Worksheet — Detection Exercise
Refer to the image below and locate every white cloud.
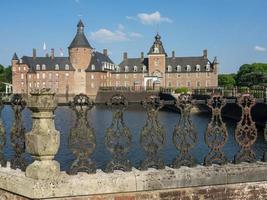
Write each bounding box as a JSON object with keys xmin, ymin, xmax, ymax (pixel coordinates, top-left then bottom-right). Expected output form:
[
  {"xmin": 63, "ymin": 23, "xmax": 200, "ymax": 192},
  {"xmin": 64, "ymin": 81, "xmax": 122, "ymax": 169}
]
[
  {"xmin": 126, "ymin": 16, "xmax": 136, "ymax": 20},
  {"xmin": 137, "ymin": 11, "xmax": 172, "ymax": 25},
  {"xmin": 118, "ymin": 24, "xmax": 124, "ymax": 31},
  {"xmin": 129, "ymin": 32, "xmax": 143, "ymax": 38},
  {"xmin": 74, "ymin": 0, "xmax": 80, "ymax": 3},
  {"xmin": 254, "ymin": 45, "xmax": 266, "ymax": 52},
  {"xmin": 90, "ymin": 29, "xmax": 128, "ymax": 43}
]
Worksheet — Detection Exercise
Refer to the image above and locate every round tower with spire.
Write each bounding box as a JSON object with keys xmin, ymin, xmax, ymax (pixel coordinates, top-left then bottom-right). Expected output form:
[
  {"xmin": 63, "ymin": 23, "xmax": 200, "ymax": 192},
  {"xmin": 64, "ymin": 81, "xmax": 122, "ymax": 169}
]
[{"xmin": 68, "ymin": 20, "xmax": 93, "ymax": 70}]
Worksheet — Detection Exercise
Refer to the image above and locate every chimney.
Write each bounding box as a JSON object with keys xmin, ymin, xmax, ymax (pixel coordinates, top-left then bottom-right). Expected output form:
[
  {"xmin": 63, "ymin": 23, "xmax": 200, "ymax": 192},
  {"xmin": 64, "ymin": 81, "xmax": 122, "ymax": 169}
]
[
  {"xmin": 172, "ymin": 50, "xmax": 175, "ymax": 59},
  {"xmin": 141, "ymin": 52, "xmax": 144, "ymax": 60},
  {"xmin": 32, "ymin": 48, "xmax": 36, "ymax": 59},
  {"xmin": 203, "ymin": 49, "xmax": 208, "ymax": 59},
  {"xmin": 103, "ymin": 49, "xmax": 108, "ymax": 56},
  {"xmin": 123, "ymin": 52, "xmax": 128, "ymax": 60},
  {"xmin": 50, "ymin": 48, "xmax": 55, "ymax": 59}
]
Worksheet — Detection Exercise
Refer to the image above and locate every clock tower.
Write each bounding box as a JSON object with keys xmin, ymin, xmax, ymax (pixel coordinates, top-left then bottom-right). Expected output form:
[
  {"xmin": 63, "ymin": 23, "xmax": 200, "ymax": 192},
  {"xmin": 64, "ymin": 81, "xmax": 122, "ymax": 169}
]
[{"xmin": 147, "ymin": 33, "xmax": 167, "ymax": 87}]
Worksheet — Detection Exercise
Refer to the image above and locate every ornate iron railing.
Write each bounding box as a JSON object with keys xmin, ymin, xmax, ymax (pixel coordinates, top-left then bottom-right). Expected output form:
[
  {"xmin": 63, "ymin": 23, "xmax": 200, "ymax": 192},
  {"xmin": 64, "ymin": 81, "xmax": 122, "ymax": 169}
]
[{"xmin": 0, "ymin": 92, "xmax": 266, "ymax": 175}]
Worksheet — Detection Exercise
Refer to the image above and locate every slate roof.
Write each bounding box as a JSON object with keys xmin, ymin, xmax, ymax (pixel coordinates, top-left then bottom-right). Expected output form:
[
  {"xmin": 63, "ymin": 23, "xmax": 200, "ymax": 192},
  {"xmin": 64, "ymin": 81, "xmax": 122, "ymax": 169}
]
[
  {"xmin": 68, "ymin": 20, "xmax": 93, "ymax": 49},
  {"xmin": 117, "ymin": 56, "xmax": 214, "ymax": 73},
  {"xmin": 20, "ymin": 56, "xmax": 75, "ymax": 72},
  {"xmin": 12, "ymin": 53, "xmax": 18, "ymax": 60},
  {"xmin": 85, "ymin": 51, "xmax": 115, "ymax": 72},
  {"xmin": 148, "ymin": 33, "xmax": 167, "ymax": 55},
  {"xmin": 118, "ymin": 58, "xmax": 148, "ymax": 73},
  {"xmin": 165, "ymin": 56, "xmax": 213, "ymax": 72}
]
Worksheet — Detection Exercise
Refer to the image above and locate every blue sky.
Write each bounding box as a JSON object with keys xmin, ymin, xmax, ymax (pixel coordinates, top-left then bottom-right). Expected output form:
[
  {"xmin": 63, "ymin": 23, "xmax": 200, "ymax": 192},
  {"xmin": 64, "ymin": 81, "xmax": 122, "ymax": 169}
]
[{"xmin": 1, "ymin": 0, "xmax": 267, "ymax": 73}]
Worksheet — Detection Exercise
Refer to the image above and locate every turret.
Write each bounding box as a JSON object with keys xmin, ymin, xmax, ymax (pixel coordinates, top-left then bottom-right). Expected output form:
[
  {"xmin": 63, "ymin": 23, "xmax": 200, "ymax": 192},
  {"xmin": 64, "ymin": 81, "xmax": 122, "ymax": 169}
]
[
  {"xmin": 12, "ymin": 52, "xmax": 19, "ymax": 65},
  {"xmin": 68, "ymin": 20, "xmax": 93, "ymax": 70}
]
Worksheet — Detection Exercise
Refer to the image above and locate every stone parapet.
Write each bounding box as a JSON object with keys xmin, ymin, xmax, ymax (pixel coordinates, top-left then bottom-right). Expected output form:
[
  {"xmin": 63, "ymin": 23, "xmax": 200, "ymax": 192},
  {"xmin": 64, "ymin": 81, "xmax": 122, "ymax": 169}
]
[{"xmin": 0, "ymin": 162, "xmax": 267, "ymax": 199}]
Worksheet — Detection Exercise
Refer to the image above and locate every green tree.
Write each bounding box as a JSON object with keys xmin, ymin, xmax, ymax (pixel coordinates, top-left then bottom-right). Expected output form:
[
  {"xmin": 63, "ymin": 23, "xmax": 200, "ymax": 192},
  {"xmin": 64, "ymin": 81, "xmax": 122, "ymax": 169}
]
[
  {"xmin": 0, "ymin": 64, "xmax": 12, "ymax": 92},
  {"xmin": 236, "ymin": 63, "xmax": 267, "ymax": 87},
  {"xmin": 218, "ymin": 74, "xmax": 236, "ymax": 87}
]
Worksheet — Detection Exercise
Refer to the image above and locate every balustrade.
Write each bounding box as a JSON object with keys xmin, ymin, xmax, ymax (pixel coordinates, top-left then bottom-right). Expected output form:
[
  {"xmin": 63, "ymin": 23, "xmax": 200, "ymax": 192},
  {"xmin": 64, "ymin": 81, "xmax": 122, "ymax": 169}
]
[{"xmin": 0, "ymin": 91, "xmax": 266, "ymax": 180}]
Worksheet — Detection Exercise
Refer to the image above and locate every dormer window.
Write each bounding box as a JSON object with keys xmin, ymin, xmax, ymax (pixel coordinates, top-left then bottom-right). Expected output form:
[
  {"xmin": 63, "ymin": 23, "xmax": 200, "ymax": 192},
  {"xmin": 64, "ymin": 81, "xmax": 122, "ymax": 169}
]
[
  {"xmin": 116, "ymin": 66, "xmax": 120, "ymax": 72},
  {"xmin": 55, "ymin": 64, "xmax": 59, "ymax": 70},
  {"xmin": 177, "ymin": 65, "xmax": 181, "ymax": 72},
  {"xmin": 206, "ymin": 62, "xmax": 210, "ymax": 71},
  {"xmin": 167, "ymin": 65, "xmax": 172, "ymax": 72},
  {"xmin": 42, "ymin": 64, "xmax": 46, "ymax": 70},
  {"xmin": 65, "ymin": 64, "xmax": 70, "ymax": 70},
  {"xmin": 186, "ymin": 65, "xmax": 191, "ymax": 72},
  {"xmin": 133, "ymin": 66, "xmax": 138, "ymax": 72},
  {"xmin": 91, "ymin": 64, "xmax": 95, "ymax": 70},
  {"xmin": 196, "ymin": 64, "xmax": 201, "ymax": 72},
  {"xmin": 125, "ymin": 66, "xmax": 129, "ymax": 72},
  {"xmin": 142, "ymin": 65, "xmax": 147, "ymax": 72},
  {"xmin": 36, "ymin": 64, "xmax": 40, "ymax": 70}
]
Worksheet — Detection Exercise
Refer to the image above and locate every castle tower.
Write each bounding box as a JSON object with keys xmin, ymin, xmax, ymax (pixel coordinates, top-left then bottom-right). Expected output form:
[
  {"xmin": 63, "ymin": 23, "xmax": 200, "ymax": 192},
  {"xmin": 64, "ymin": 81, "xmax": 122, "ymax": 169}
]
[
  {"xmin": 68, "ymin": 20, "xmax": 93, "ymax": 94},
  {"xmin": 147, "ymin": 33, "xmax": 167, "ymax": 87}
]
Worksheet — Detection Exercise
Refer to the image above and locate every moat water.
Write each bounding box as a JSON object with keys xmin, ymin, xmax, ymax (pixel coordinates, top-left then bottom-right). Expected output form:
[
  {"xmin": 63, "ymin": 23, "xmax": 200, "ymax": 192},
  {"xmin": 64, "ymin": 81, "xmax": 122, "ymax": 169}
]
[{"xmin": 1, "ymin": 104, "xmax": 267, "ymax": 171}]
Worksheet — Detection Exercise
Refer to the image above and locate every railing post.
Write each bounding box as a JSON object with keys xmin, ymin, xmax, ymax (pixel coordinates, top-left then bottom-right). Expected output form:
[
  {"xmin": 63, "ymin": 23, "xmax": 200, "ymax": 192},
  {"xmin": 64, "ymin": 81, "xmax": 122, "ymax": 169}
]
[{"xmin": 25, "ymin": 89, "xmax": 60, "ymax": 179}]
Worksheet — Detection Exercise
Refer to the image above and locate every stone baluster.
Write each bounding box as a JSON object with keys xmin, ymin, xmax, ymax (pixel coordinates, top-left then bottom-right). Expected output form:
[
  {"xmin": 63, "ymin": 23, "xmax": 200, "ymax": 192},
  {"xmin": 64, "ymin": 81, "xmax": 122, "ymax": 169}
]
[{"xmin": 25, "ymin": 89, "xmax": 60, "ymax": 179}]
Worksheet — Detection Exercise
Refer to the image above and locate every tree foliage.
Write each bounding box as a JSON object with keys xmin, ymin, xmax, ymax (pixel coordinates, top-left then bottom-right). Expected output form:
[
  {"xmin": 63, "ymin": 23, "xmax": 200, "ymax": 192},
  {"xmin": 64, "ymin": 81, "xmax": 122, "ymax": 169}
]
[
  {"xmin": 236, "ymin": 63, "xmax": 267, "ymax": 87},
  {"xmin": 0, "ymin": 64, "xmax": 12, "ymax": 92},
  {"xmin": 218, "ymin": 74, "xmax": 236, "ymax": 87}
]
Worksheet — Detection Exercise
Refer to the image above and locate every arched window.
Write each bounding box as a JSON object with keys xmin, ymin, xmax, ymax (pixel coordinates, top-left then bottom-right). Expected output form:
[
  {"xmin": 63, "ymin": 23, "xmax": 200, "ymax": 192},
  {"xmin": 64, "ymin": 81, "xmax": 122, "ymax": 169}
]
[
  {"xmin": 55, "ymin": 64, "xmax": 59, "ymax": 70},
  {"xmin": 186, "ymin": 65, "xmax": 191, "ymax": 72},
  {"xmin": 42, "ymin": 64, "xmax": 46, "ymax": 70},
  {"xmin": 36, "ymin": 64, "xmax": 40, "ymax": 70},
  {"xmin": 196, "ymin": 64, "xmax": 201, "ymax": 71},
  {"xmin": 167, "ymin": 65, "xmax": 172, "ymax": 72},
  {"xmin": 125, "ymin": 66, "xmax": 129, "ymax": 72},
  {"xmin": 91, "ymin": 64, "xmax": 95, "ymax": 70},
  {"xmin": 65, "ymin": 64, "xmax": 70, "ymax": 70},
  {"xmin": 176, "ymin": 65, "xmax": 181, "ymax": 72},
  {"xmin": 133, "ymin": 66, "xmax": 138, "ymax": 72}
]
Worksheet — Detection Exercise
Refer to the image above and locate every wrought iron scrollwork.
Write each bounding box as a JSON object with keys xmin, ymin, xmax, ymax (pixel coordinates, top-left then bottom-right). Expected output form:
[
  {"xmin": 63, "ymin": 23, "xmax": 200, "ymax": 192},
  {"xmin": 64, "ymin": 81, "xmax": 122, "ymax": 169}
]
[
  {"xmin": 172, "ymin": 94, "xmax": 197, "ymax": 168},
  {"xmin": 105, "ymin": 94, "xmax": 132, "ymax": 172},
  {"xmin": 140, "ymin": 95, "xmax": 166, "ymax": 170},
  {"xmin": 68, "ymin": 94, "xmax": 96, "ymax": 174},
  {"xmin": 0, "ymin": 98, "xmax": 6, "ymax": 167},
  {"xmin": 10, "ymin": 94, "xmax": 27, "ymax": 171},
  {"xmin": 204, "ymin": 95, "xmax": 228, "ymax": 165},
  {"xmin": 234, "ymin": 94, "xmax": 257, "ymax": 163}
]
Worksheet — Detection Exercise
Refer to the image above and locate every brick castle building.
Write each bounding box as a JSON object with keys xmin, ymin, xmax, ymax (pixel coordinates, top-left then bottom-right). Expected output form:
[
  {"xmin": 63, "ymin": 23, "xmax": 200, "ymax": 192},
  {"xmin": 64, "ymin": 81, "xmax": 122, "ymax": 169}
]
[{"xmin": 12, "ymin": 20, "xmax": 218, "ymax": 96}]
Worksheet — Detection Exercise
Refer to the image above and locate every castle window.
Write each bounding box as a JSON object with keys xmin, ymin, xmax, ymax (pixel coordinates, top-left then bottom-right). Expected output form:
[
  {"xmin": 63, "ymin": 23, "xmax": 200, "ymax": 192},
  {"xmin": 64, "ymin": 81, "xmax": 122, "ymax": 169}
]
[
  {"xmin": 91, "ymin": 74, "xmax": 94, "ymax": 79},
  {"xmin": 125, "ymin": 66, "xmax": 129, "ymax": 72},
  {"xmin": 42, "ymin": 82, "xmax": 46, "ymax": 88},
  {"xmin": 42, "ymin": 73, "xmax": 46, "ymax": 79},
  {"xmin": 167, "ymin": 65, "xmax": 172, "ymax": 72},
  {"xmin": 206, "ymin": 62, "xmax": 210, "ymax": 71},
  {"xmin": 133, "ymin": 66, "xmax": 138, "ymax": 72},
  {"xmin": 125, "ymin": 74, "xmax": 128, "ymax": 79},
  {"xmin": 176, "ymin": 65, "xmax": 181, "ymax": 72},
  {"xmin": 186, "ymin": 65, "xmax": 191, "ymax": 72},
  {"xmin": 133, "ymin": 74, "xmax": 137, "ymax": 78},
  {"xmin": 196, "ymin": 64, "xmax": 201, "ymax": 71},
  {"xmin": 36, "ymin": 65, "xmax": 40, "ymax": 70},
  {"xmin": 187, "ymin": 81, "xmax": 191, "ymax": 87},
  {"xmin": 91, "ymin": 64, "xmax": 95, "ymax": 70},
  {"xmin": 65, "ymin": 64, "xmax": 70, "ymax": 70},
  {"xmin": 29, "ymin": 74, "xmax": 31, "ymax": 79},
  {"xmin": 18, "ymin": 67, "xmax": 21, "ymax": 71},
  {"xmin": 49, "ymin": 73, "xmax": 52, "ymax": 80},
  {"xmin": 21, "ymin": 74, "xmax": 24, "ymax": 79},
  {"xmin": 66, "ymin": 73, "xmax": 69, "ymax": 78},
  {"xmin": 42, "ymin": 64, "xmax": 46, "ymax": 70},
  {"xmin": 37, "ymin": 82, "xmax": 40, "ymax": 88},
  {"xmin": 55, "ymin": 64, "xmax": 59, "ymax": 70},
  {"xmin": 197, "ymin": 81, "xmax": 201, "ymax": 87},
  {"xmin": 37, "ymin": 73, "xmax": 40, "ymax": 79},
  {"xmin": 23, "ymin": 67, "xmax": 26, "ymax": 71}
]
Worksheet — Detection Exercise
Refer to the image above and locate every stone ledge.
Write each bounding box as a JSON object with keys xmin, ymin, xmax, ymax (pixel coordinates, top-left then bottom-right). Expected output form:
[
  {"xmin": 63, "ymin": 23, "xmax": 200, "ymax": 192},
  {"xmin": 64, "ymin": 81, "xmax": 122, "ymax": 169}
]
[{"xmin": 0, "ymin": 162, "xmax": 267, "ymax": 199}]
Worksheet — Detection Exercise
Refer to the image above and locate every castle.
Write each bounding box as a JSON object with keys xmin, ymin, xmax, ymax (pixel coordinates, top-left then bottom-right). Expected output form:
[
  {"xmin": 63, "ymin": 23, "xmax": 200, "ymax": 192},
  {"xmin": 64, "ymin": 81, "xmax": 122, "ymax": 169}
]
[{"xmin": 12, "ymin": 20, "xmax": 218, "ymax": 96}]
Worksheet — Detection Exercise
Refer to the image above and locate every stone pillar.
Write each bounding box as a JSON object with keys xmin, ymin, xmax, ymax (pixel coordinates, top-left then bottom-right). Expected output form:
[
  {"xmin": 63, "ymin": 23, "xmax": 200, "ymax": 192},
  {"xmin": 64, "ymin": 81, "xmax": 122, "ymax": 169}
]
[{"xmin": 25, "ymin": 89, "xmax": 60, "ymax": 179}]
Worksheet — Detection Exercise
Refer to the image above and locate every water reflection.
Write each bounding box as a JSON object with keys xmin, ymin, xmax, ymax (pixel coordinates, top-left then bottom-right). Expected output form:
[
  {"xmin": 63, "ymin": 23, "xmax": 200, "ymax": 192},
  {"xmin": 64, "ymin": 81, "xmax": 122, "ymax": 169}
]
[{"xmin": 1, "ymin": 104, "xmax": 266, "ymax": 171}]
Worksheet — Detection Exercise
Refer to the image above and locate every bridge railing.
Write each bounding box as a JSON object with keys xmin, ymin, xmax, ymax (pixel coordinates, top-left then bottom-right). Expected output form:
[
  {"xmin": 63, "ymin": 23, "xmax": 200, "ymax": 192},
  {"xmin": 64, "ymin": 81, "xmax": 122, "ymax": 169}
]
[{"xmin": 0, "ymin": 89, "xmax": 266, "ymax": 180}]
